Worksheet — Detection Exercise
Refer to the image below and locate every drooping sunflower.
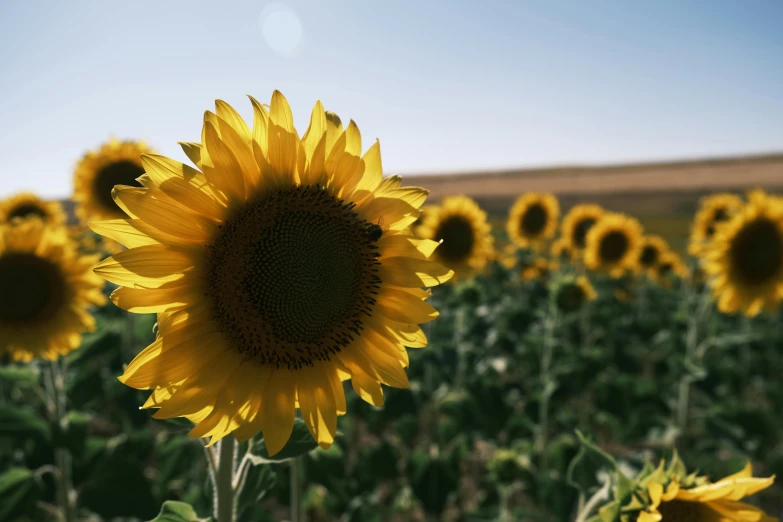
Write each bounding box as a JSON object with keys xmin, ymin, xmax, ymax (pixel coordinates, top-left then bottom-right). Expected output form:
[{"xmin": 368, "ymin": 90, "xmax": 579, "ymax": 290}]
[
  {"xmin": 417, "ymin": 196, "xmax": 494, "ymax": 277},
  {"xmin": 73, "ymin": 138, "xmax": 155, "ymax": 225},
  {"xmin": 91, "ymin": 92, "xmax": 453, "ymax": 454},
  {"xmin": 561, "ymin": 204, "xmax": 604, "ymax": 258},
  {"xmin": 0, "ymin": 192, "xmax": 67, "ymax": 227},
  {"xmin": 703, "ymin": 190, "xmax": 783, "ymax": 316},
  {"xmin": 638, "ymin": 463, "xmax": 776, "ymax": 522},
  {"xmin": 506, "ymin": 192, "xmax": 559, "ymax": 248},
  {"xmin": 553, "ymin": 275, "xmax": 596, "ymax": 313},
  {"xmin": 688, "ymin": 193, "xmax": 744, "ymax": 257},
  {"xmin": 636, "ymin": 235, "xmax": 669, "ymax": 273},
  {"xmin": 583, "ymin": 213, "xmax": 643, "ymax": 277},
  {"xmin": 0, "ymin": 219, "xmax": 105, "ymax": 362}
]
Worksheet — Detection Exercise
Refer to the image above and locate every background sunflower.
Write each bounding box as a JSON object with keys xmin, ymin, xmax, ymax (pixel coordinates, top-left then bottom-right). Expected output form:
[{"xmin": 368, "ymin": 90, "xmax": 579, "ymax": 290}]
[
  {"xmin": 583, "ymin": 213, "xmax": 643, "ymax": 277},
  {"xmin": 0, "ymin": 192, "xmax": 67, "ymax": 227},
  {"xmin": 688, "ymin": 193, "xmax": 744, "ymax": 256},
  {"xmin": 0, "ymin": 219, "xmax": 105, "ymax": 362},
  {"xmin": 506, "ymin": 192, "xmax": 559, "ymax": 249},
  {"xmin": 561, "ymin": 204, "xmax": 605, "ymax": 260}
]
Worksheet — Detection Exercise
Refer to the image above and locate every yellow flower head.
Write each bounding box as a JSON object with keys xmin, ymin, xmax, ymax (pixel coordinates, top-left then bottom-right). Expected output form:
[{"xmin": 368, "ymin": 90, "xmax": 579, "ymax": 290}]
[
  {"xmin": 688, "ymin": 193, "xmax": 744, "ymax": 257},
  {"xmin": 73, "ymin": 138, "xmax": 155, "ymax": 225},
  {"xmin": 506, "ymin": 192, "xmax": 559, "ymax": 248},
  {"xmin": 637, "ymin": 235, "xmax": 669, "ymax": 272},
  {"xmin": 417, "ymin": 195, "xmax": 494, "ymax": 277},
  {"xmin": 91, "ymin": 92, "xmax": 453, "ymax": 455},
  {"xmin": 638, "ymin": 463, "xmax": 776, "ymax": 522},
  {"xmin": 0, "ymin": 192, "xmax": 67, "ymax": 228},
  {"xmin": 0, "ymin": 219, "xmax": 105, "ymax": 362},
  {"xmin": 561, "ymin": 204, "xmax": 605, "ymax": 258},
  {"xmin": 583, "ymin": 213, "xmax": 643, "ymax": 277},
  {"xmin": 703, "ymin": 189, "xmax": 783, "ymax": 317}
]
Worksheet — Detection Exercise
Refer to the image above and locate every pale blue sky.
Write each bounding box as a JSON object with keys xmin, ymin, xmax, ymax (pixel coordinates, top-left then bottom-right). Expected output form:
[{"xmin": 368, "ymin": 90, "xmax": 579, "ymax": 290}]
[{"xmin": 1, "ymin": 0, "xmax": 781, "ymax": 199}]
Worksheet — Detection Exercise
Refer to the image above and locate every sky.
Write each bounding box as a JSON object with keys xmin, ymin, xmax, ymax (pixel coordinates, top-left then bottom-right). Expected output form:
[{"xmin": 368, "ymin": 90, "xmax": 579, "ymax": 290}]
[{"xmin": 1, "ymin": 0, "xmax": 781, "ymax": 199}]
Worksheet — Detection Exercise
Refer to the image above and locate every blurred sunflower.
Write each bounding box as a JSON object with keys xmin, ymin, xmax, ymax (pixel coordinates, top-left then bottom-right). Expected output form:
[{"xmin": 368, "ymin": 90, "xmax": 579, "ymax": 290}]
[
  {"xmin": 688, "ymin": 193, "xmax": 743, "ymax": 256},
  {"xmin": 637, "ymin": 235, "xmax": 669, "ymax": 273},
  {"xmin": 550, "ymin": 237, "xmax": 571, "ymax": 260},
  {"xmin": 553, "ymin": 275, "xmax": 596, "ymax": 313},
  {"xmin": 583, "ymin": 213, "xmax": 643, "ymax": 277},
  {"xmin": 561, "ymin": 204, "xmax": 604, "ymax": 258},
  {"xmin": 638, "ymin": 463, "xmax": 776, "ymax": 522},
  {"xmin": 417, "ymin": 195, "xmax": 494, "ymax": 277},
  {"xmin": 655, "ymin": 250, "xmax": 688, "ymax": 286},
  {"xmin": 0, "ymin": 220, "xmax": 105, "ymax": 362},
  {"xmin": 73, "ymin": 138, "xmax": 154, "ymax": 224},
  {"xmin": 92, "ymin": 92, "xmax": 453, "ymax": 454},
  {"xmin": 704, "ymin": 190, "xmax": 783, "ymax": 316},
  {"xmin": 0, "ymin": 192, "xmax": 67, "ymax": 227},
  {"xmin": 520, "ymin": 257, "xmax": 557, "ymax": 281},
  {"xmin": 506, "ymin": 192, "xmax": 559, "ymax": 248}
]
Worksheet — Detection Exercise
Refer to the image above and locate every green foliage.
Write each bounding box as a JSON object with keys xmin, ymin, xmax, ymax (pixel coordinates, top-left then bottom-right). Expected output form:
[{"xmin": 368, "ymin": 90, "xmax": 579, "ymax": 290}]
[{"xmin": 151, "ymin": 501, "xmax": 212, "ymax": 522}]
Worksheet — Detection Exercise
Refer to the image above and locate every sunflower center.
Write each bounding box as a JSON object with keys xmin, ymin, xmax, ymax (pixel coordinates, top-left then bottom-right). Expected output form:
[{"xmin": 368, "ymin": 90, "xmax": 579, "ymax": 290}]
[
  {"xmin": 573, "ymin": 218, "xmax": 596, "ymax": 249},
  {"xmin": 640, "ymin": 245, "xmax": 659, "ymax": 267},
  {"xmin": 0, "ymin": 253, "xmax": 65, "ymax": 324},
  {"xmin": 434, "ymin": 216, "xmax": 475, "ymax": 264},
  {"xmin": 729, "ymin": 218, "xmax": 783, "ymax": 286},
  {"xmin": 520, "ymin": 203, "xmax": 548, "ymax": 236},
  {"xmin": 204, "ymin": 185, "xmax": 381, "ymax": 369},
  {"xmin": 7, "ymin": 204, "xmax": 46, "ymax": 221},
  {"xmin": 656, "ymin": 499, "xmax": 716, "ymax": 521},
  {"xmin": 93, "ymin": 160, "xmax": 145, "ymax": 213},
  {"xmin": 556, "ymin": 283, "xmax": 586, "ymax": 312},
  {"xmin": 598, "ymin": 230, "xmax": 629, "ymax": 263}
]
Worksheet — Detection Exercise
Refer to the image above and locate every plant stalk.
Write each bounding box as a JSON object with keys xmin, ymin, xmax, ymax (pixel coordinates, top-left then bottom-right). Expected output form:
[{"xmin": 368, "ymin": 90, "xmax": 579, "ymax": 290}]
[
  {"xmin": 215, "ymin": 437, "xmax": 237, "ymax": 522},
  {"xmin": 536, "ymin": 307, "xmax": 558, "ymax": 472},
  {"xmin": 290, "ymin": 457, "xmax": 302, "ymax": 522},
  {"xmin": 46, "ymin": 361, "xmax": 75, "ymax": 522}
]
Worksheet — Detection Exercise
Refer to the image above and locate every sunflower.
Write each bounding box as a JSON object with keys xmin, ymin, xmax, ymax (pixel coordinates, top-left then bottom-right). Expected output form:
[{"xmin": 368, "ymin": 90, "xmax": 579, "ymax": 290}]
[
  {"xmin": 553, "ymin": 275, "xmax": 596, "ymax": 313},
  {"xmin": 637, "ymin": 235, "xmax": 669, "ymax": 273},
  {"xmin": 0, "ymin": 192, "xmax": 67, "ymax": 227},
  {"xmin": 91, "ymin": 92, "xmax": 453, "ymax": 455},
  {"xmin": 583, "ymin": 213, "xmax": 643, "ymax": 277},
  {"xmin": 417, "ymin": 196, "xmax": 494, "ymax": 277},
  {"xmin": 655, "ymin": 250, "xmax": 688, "ymax": 286},
  {"xmin": 561, "ymin": 204, "xmax": 604, "ymax": 258},
  {"xmin": 688, "ymin": 193, "xmax": 744, "ymax": 257},
  {"xmin": 521, "ymin": 257, "xmax": 557, "ymax": 281},
  {"xmin": 550, "ymin": 237, "xmax": 571, "ymax": 260},
  {"xmin": 73, "ymin": 138, "xmax": 155, "ymax": 224},
  {"xmin": 0, "ymin": 219, "xmax": 105, "ymax": 362},
  {"xmin": 506, "ymin": 192, "xmax": 559, "ymax": 248},
  {"xmin": 638, "ymin": 463, "xmax": 776, "ymax": 522},
  {"xmin": 704, "ymin": 190, "xmax": 783, "ymax": 316}
]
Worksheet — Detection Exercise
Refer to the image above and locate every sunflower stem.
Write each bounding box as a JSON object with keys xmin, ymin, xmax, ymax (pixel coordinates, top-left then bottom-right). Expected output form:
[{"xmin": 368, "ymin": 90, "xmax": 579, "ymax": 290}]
[
  {"xmin": 45, "ymin": 360, "xmax": 76, "ymax": 522},
  {"xmin": 214, "ymin": 437, "xmax": 237, "ymax": 522},
  {"xmin": 536, "ymin": 303, "xmax": 558, "ymax": 472},
  {"xmin": 290, "ymin": 457, "xmax": 303, "ymax": 522}
]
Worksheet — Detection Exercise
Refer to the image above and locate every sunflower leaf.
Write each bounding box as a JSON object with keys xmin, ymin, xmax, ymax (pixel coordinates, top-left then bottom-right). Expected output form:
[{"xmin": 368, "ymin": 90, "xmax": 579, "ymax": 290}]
[
  {"xmin": 0, "ymin": 467, "xmax": 42, "ymax": 522},
  {"xmin": 150, "ymin": 501, "xmax": 212, "ymax": 522},
  {"xmin": 249, "ymin": 418, "xmax": 320, "ymax": 463}
]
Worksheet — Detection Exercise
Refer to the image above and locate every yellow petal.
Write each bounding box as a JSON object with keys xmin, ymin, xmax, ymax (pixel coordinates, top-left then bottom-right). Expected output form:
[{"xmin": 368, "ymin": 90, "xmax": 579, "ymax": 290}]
[
  {"xmin": 378, "ymin": 287, "xmax": 439, "ymax": 324},
  {"xmin": 379, "ymin": 257, "xmax": 454, "ymax": 287},
  {"xmin": 140, "ymin": 154, "xmax": 226, "ymax": 219},
  {"xmin": 202, "ymin": 120, "xmax": 246, "ymax": 201},
  {"xmin": 258, "ymin": 369, "xmax": 296, "ymax": 456},
  {"xmin": 111, "ymin": 277, "xmax": 202, "ymax": 314},
  {"xmin": 298, "ymin": 367, "xmax": 338, "ymax": 449},
  {"xmin": 94, "ymin": 245, "xmax": 196, "ymax": 287}
]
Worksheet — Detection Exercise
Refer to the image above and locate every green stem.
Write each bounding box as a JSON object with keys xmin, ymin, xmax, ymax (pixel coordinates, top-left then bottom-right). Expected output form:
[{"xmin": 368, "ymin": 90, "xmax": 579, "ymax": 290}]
[
  {"xmin": 46, "ymin": 361, "xmax": 75, "ymax": 522},
  {"xmin": 454, "ymin": 307, "xmax": 467, "ymax": 390},
  {"xmin": 290, "ymin": 458, "xmax": 302, "ymax": 522},
  {"xmin": 215, "ymin": 438, "xmax": 236, "ymax": 522},
  {"xmin": 536, "ymin": 307, "xmax": 558, "ymax": 472}
]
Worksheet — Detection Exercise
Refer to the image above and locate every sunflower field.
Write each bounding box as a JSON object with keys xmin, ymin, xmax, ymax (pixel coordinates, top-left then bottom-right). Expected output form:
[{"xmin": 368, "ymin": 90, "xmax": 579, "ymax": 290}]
[{"xmin": 1, "ymin": 93, "xmax": 782, "ymax": 522}]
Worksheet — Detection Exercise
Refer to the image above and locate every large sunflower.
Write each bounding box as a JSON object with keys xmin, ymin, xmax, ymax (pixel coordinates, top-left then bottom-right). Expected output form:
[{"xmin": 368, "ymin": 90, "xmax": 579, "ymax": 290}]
[
  {"xmin": 416, "ymin": 196, "xmax": 494, "ymax": 277},
  {"xmin": 73, "ymin": 138, "xmax": 154, "ymax": 224},
  {"xmin": 638, "ymin": 463, "xmax": 776, "ymax": 522},
  {"xmin": 91, "ymin": 92, "xmax": 453, "ymax": 454},
  {"xmin": 583, "ymin": 213, "xmax": 643, "ymax": 277},
  {"xmin": 506, "ymin": 192, "xmax": 559, "ymax": 248},
  {"xmin": 688, "ymin": 193, "xmax": 744, "ymax": 257},
  {"xmin": 704, "ymin": 190, "xmax": 783, "ymax": 316},
  {"xmin": 0, "ymin": 220, "xmax": 105, "ymax": 362},
  {"xmin": 636, "ymin": 235, "xmax": 669, "ymax": 273},
  {"xmin": 0, "ymin": 192, "xmax": 67, "ymax": 227},
  {"xmin": 561, "ymin": 204, "xmax": 604, "ymax": 258}
]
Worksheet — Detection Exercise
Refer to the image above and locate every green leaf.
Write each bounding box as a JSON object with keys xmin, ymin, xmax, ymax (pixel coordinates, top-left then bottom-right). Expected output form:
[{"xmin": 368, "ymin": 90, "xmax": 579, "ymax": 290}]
[
  {"xmin": 0, "ymin": 467, "xmax": 42, "ymax": 522},
  {"xmin": 150, "ymin": 501, "xmax": 212, "ymax": 522},
  {"xmin": 249, "ymin": 418, "xmax": 319, "ymax": 462},
  {"xmin": 0, "ymin": 405, "xmax": 50, "ymax": 442},
  {"xmin": 0, "ymin": 366, "xmax": 39, "ymax": 387}
]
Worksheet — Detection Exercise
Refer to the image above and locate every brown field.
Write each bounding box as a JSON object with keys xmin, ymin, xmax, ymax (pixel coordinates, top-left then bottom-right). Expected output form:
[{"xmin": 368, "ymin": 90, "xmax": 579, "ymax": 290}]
[{"xmin": 409, "ymin": 153, "xmax": 783, "ymax": 249}]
